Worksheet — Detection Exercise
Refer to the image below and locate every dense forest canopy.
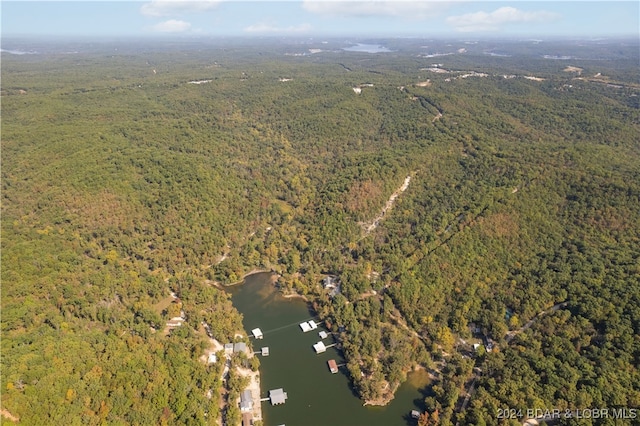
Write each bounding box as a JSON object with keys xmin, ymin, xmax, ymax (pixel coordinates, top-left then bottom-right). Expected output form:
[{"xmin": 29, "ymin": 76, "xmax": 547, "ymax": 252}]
[{"xmin": 2, "ymin": 37, "xmax": 639, "ymax": 425}]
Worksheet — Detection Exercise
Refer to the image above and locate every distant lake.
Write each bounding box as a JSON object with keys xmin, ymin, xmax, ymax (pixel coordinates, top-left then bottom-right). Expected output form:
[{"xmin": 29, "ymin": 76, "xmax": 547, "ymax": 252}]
[
  {"xmin": 0, "ymin": 48, "xmax": 38, "ymax": 55},
  {"xmin": 228, "ymin": 272, "xmax": 429, "ymax": 426},
  {"xmin": 343, "ymin": 44, "xmax": 393, "ymax": 53}
]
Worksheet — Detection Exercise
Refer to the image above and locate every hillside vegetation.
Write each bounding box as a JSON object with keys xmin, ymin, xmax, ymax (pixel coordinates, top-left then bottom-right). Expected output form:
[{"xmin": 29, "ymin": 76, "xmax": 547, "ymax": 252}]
[{"xmin": 2, "ymin": 38, "xmax": 639, "ymax": 425}]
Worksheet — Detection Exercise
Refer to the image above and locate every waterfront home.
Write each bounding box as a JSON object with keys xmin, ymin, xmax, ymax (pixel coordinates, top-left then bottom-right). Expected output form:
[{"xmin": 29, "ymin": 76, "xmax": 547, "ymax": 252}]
[
  {"xmin": 240, "ymin": 389, "xmax": 253, "ymax": 412},
  {"xmin": 234, "ymin": 342, "xmax": 249, "ymax": 355},
  {"xmin": 224, "ymin": 343, "xmax": 234, "ymax": 355},
  {"xmin": 269, "ymin": 388, "xmax": 288, "ymax": 405}
]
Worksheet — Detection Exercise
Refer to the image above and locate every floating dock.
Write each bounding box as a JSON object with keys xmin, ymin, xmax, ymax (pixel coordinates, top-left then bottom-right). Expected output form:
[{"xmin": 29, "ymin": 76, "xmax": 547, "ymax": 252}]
[
  {"xmin": 252, "ymin": 328, "xmax": 264, "ymax": 339},
  {"xmin": 299, "ymin": 320, "xmax": 318, "ymax": 332},
  {"xmin": 319, "ymin": 330, "xmax": 328, "ymax": 339},
  {"xmin": 261, "ymin": 347, "xmax": 269, "ymax": 356},
  {"xmin": 328, "ymin": 359, "xmax": 338, "ymax": 373},
  {"xmin": 269, "ymin": 388, "xmax": 288, "ymax": 405},
  {"xmin": 313, "ymin": 341, "xmax": 326, "ymax": 353}
]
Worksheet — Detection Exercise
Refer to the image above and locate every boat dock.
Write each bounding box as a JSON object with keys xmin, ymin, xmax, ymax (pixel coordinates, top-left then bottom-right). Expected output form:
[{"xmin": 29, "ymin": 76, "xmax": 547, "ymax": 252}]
[
  {"xmin": 300, "ymin": 320, "xmax": 318, "ymax": 332},
  {"xmin": 313, "ymin": 341, "xmax": 337, "ymax": 353}
]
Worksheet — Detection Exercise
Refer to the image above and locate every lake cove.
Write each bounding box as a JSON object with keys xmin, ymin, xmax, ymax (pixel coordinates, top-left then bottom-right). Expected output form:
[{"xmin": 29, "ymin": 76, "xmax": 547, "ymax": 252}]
[{"xmin": 227, "ymin": 272, "xmax": 430, "ymax": 426}]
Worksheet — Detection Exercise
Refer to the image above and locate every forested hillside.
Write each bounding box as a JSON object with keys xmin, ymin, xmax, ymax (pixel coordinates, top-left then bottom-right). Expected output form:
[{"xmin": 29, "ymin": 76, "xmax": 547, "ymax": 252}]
[{"xmin": 2, "ymin": 37, "xmax": 639, "ymax": 425}]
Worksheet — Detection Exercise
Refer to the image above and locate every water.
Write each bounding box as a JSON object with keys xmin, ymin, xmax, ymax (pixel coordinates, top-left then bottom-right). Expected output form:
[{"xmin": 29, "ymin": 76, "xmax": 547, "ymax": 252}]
[
  {"xmin": 343, "ymin": 44, "xmax": 393, "ymax": 53},
  {"xmin": 228, "ymin": 273, "xmax": 429, "ymax": 426}
]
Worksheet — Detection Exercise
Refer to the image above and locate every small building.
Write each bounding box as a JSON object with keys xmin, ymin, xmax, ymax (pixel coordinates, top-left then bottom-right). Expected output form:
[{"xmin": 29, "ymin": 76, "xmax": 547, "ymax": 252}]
[
  {"xmin": 251, "ymin": 328, "xmax": 263, "ymax": 339},
  {"xmin": 411, "ymin": 410, "xmax": 421, "ymax": 419},
  {"xmin": 269, "ymin": 388, "xmax": 288, "ymax": 405},
  {"xmin": 319, "ymin": 331, "xmax": 328, "ymax": 339},
  {"xmin": 323, "ymin": 276, "xmax": 337, "ymax": 289},
  {"xmin": 300, "ymin": 322, "xmax": 312, "ymax": 333},
  {"xmin": 313, "ymin": 341, "xmax": 326, "ymax": 354},
  {"xmin": 207, "ymin": 353, "xmax": 218, "ymax": 364},
  {"xmin": 240, "ymin": 389, "xmax": 253, "ymax": 412},
  {"xmin": 328, "ymin": 359, "xmax": 338, "ymax": 373},
  {"xmin": 261, "ymin": 347, "xmax": 270, "ymax": 356},
  {"xmin": 234, "ymin": 342, "xmax": 248, "ymax": 355},
  {"xmin": 224, "ymin": 343, "xmax": 234, "ymax": 355},
  {"xmin": 308, "ymin": 320, "xmax": 318, "ymax": 330}
]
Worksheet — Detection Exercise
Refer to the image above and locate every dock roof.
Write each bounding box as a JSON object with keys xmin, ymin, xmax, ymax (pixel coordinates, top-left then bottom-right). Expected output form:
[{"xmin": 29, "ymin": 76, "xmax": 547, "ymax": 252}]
[
  {"xmin": 300, "ymin": 322, "xmax": 311, "ymax": 332},
  {"xmin": 269, "ymin": 388, "xmax": 288, "ymax": 405},
  {"xmin": 313, "ymin": 341, "xmax": 326, "ymax": 353}
]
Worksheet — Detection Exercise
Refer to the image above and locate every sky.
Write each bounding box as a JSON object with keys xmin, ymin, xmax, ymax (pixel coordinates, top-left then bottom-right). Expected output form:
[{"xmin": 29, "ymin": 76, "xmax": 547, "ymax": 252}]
[{"xmin": 2, "ymin": 1, "xmax": 638, "ymax": 38}]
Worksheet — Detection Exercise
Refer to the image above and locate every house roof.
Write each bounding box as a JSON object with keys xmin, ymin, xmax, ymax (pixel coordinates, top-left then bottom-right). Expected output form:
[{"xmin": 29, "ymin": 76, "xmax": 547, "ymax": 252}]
[
  {"xmin": 241, "ymin": 389, "xmax": 253, "ymax": 402},
  {"xmin": 234, "ymin": 342, "xmax": 248, "ymax": 353},
  {"xmin": 240, "ymin": 389, "xmax": 253, "ymax": 411}
]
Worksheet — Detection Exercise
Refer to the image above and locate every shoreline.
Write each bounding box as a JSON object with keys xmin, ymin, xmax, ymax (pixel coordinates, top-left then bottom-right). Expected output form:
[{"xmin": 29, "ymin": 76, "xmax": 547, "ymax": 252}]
[
  {"xmin": 363, "ymin": 364, "xmax": 430, "ymax": 406},
  {"xmin": 222, "ymin": 269, "xmax": 276, "ymax": 287},
  {"xmin": 237, "ymin": 365, "xmax": 262, "ymax": 424},
  {"xmin": 281, "ymin": 292, "xmax": 310, "ymax": 302}
]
